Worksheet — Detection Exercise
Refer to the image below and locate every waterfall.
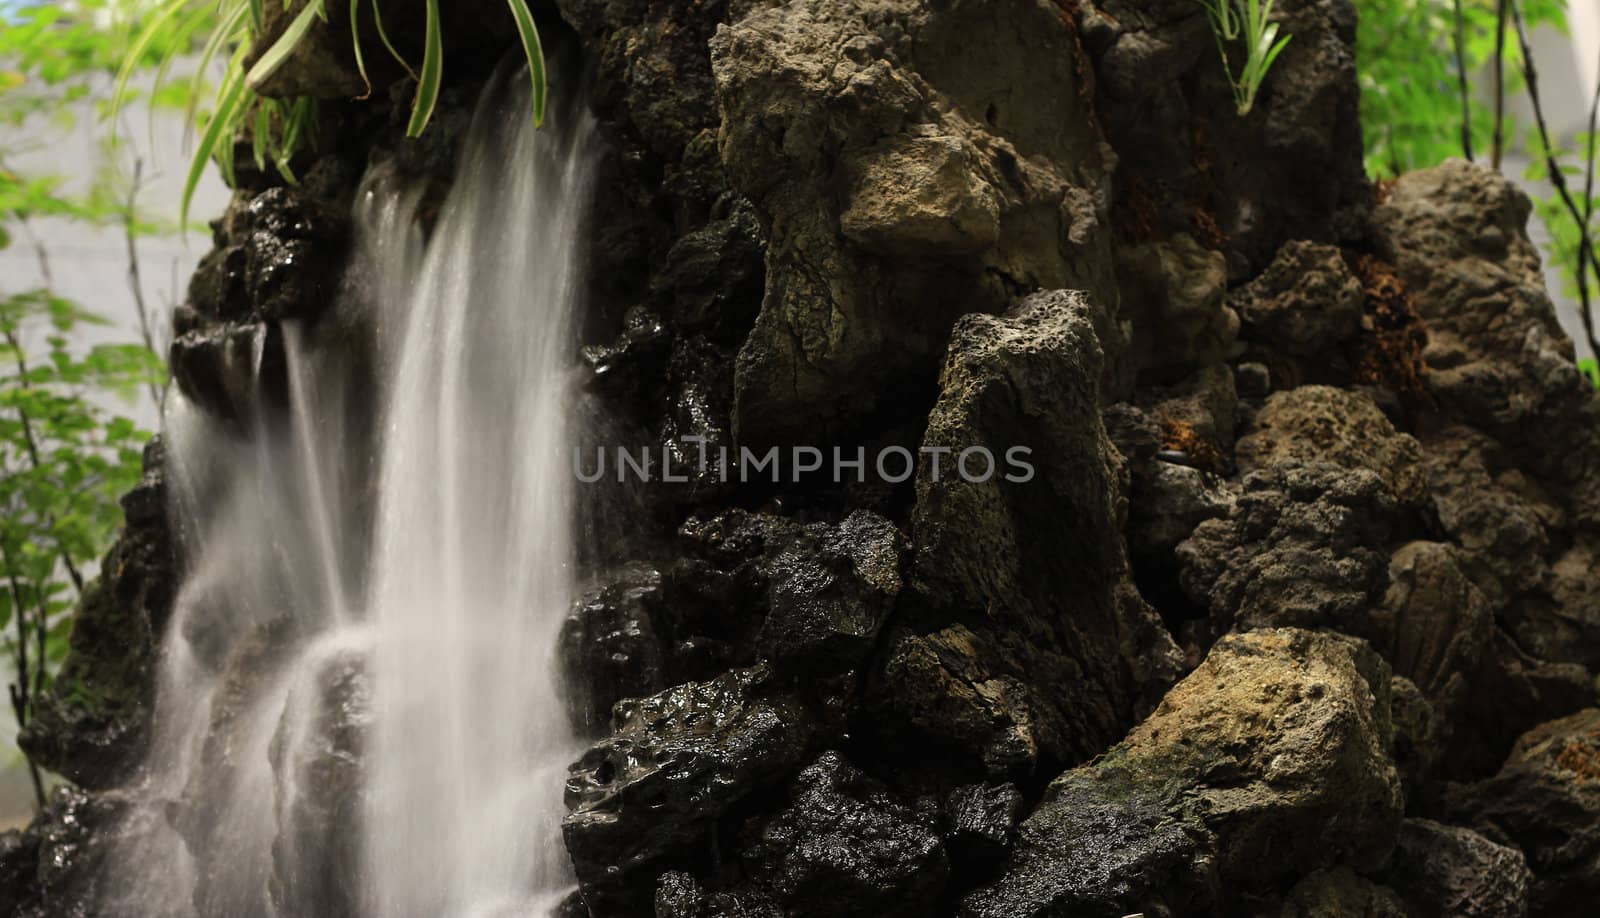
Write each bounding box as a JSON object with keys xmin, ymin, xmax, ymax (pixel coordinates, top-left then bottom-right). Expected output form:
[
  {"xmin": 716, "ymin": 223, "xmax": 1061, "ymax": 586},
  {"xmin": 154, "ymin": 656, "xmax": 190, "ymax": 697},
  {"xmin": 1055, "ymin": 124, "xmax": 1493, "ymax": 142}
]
[{"xmin": 105, "ymin": 83, "xmax": 596, "ymax": 917}]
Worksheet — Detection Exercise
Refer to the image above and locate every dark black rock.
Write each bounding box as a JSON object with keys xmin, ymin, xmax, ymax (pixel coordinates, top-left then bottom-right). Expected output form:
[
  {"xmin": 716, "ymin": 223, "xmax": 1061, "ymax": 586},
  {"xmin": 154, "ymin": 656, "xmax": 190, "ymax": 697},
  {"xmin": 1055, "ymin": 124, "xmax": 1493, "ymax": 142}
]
[
  {"xmin": 742, "ymin": 751, "xmax": 948, "ymax": 918},
  {"xmin": 268, "ymin": 650, "xmax": 369, "ymax": 918},
  {"xmin": 943, "ymin": 783, "xmax": 1025, "ymax": 869},
  {"xmin": 559, "ymin": 563, "xmax": 670, "ymax": 734},
  {"xmin": 564, "ymin": 666, "xmax": 816, "ymax": 914},
  {"xmin": 1381, "ymin": 818, "xmax": 1531, "ymax": 918}
]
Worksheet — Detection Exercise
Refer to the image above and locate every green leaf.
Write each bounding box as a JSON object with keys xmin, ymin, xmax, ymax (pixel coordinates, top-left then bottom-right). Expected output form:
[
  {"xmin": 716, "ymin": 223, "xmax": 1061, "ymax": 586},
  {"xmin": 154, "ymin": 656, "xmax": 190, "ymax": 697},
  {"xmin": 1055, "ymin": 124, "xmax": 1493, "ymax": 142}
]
[
  {"xmin": 405, "ymin": 0, "xmax": 443, "ymax": 139},
  {"xmin": 246, "ymin": 0, "xmax": 326, "ymax": 91},
  {"xmin": 505, "ymin": 0, "xmax": 548, "ymax": 127},
  {"xmin": 182, "ymin": 60, "xmax": 250, "ymax": 228}
]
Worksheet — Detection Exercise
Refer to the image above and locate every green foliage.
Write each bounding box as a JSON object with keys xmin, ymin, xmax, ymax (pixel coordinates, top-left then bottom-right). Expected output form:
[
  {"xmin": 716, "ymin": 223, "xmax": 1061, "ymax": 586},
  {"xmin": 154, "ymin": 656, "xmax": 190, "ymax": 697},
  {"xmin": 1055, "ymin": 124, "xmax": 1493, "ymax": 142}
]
[
  {"xmin": 1356, "ymin": 0, "xmax": 1567, "ymax": 178},
  {"xmin": 114, "ymin": 0, "xmax": 551, "ymax": 224},
  {"xmin": 2, "ymin": 1, "xmax": 169, "ymax": 796},
  {"xmin": 1197, "ymin": 0, "xmax": 1294, "ymax": 116}
]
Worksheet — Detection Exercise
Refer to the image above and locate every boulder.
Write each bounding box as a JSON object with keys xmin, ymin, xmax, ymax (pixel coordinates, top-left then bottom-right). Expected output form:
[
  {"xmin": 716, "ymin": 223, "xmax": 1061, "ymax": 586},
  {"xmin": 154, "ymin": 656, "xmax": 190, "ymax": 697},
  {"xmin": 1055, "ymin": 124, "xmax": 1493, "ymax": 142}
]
[
  {"xmin": 1116, "ymin": 233, "xmax": 1236, "ymax": 380},
  {"xmin": 1382, "ymin": 818, "xmax": 1532, "ymax": 918},
  {"xmin": 559, "ymin": 564, "xmax": 671, "ymax": 734},
  {"xmin": 1232, "ymin": 240, "xmax": 1365, "ymax": 358},
  {"xmin": 712, "ymin": 0, "xmax": 1123, "ymax": 446},
  {"xmin": 564, "ymin": 666, "xmax": 816, "ymax": 913},
  {"xmin": 741, "ymin": 752, "xmax": 948, "ymax": 917},
  {"xmin": 1444, "ymin": 708, "xmax": 1600, "ymax": 914},
  {"xmin": 887, "ymin": 290, "xmax": 1180, "ymax": 776},
  {"xmin": 1235, "ymin": 386, "xmax": 1427, "ymax": 506},
  {"xmin": 1177, "ymin": 459, "xmax": 1399, "ymax": 633},
  {"xmin": 268, "ymin": 648, "xmax": 369, "ymax": 918},
  {"xmin": 963, "ymin": 628, "xmax": 1403, "ymax": 917},
  {"xmin": 1375, "ymin": 160, "xmax": 1600, "ymax": 526},
  {"xmin": 20, "ymin": 439, "xmax": 175, "ymax": 790}
]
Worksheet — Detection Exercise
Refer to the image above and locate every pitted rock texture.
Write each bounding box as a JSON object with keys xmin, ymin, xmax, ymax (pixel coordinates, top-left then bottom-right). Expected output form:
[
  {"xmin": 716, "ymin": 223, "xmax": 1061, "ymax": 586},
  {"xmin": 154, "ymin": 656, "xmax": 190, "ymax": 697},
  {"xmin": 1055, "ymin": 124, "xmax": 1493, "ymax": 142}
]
[
  {"xmin": 1444, "ymin": 708, "xmax": 1600, "ymax": 914},
  {"xmin": 1381, "ymin": 818, "xmax": 1533, "ymax": 918},
  {"xmin": 963, "ymin": 629, "xmax": 1403, "ymax": 917},
  {"xmin": 563, "ymin": 666, "xmax": 816, "ymax": 913},
  {"xmin": 712, "ymin": 0, "xmax": 1123, "ymax": 447},
  {"xmin": 888, "ymin": 289, "xmax": 1180, "ymax": 777}
]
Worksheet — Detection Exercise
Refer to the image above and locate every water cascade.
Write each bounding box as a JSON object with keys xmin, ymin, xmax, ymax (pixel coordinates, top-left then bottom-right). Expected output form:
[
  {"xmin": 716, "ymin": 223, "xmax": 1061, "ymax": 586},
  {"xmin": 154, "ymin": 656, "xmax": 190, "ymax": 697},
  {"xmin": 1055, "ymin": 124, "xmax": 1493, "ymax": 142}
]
[{"xmin": 105, "ymin": 87, "xmax": 596, "ymax": 917}]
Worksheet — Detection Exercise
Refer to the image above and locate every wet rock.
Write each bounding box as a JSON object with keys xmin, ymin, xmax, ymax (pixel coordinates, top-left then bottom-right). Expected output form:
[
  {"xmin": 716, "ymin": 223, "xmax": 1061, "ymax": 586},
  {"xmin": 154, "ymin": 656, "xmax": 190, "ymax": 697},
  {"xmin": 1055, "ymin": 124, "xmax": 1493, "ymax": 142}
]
[
  {"xmin": 1177, "ymin": 459, "xmax": 1399, "ymax": 633},
  {"xmin": 239, "ymin": 188, "xmax": 348, "ymax": 322},
  {"xmin": 186, "ymin": 245, "xmax": 252, "ymax": 322},
  {"xmin": 942, "ymin": 783, "xmax": 1025, "ymax": 869},
  {"xmin": 564, "ymin": 666, "xmax": 816, "ymax": 914},
  {"xmin": 1376, "ymin": 160, "xmax": 1600, "ymax": 524},
  {"xmin": 1237, "ymin": 385, "xmax": 1427, "ymax": 506},
  {"xmin": 0, "ymin": 786, "xmax": 178, "ymax": 918},
  {"xmin": 169, "ymin": 321, "xmax": 288, "ymax": 424},
  {"xmin": 712, "ymin": 0, "xmax": 1122, "ymax": 446},
  {"xmin": 656, "ymin": 196, "xmax": 765, "ymax": 340},
  {"xmin": 756, "ymin": 510, "xmax": 902, "ymax": 674},
  {"xmin": 268, "ymin": 649, "xmax": 369, "ymax": 918},
  {"xmin": 1232, "ymin": 240, "xmax": 1364, "ymax": 358},
  {"xmin": 20, "ymin": 440, "xmax": 175, "ymax": 790},
  {"xmin": 654, "ymin": 871, "xmax": 782, "ymax": 918},
  {"xmin": 559, "ymin": 564, "xmax": 670, "ymax": 735},
  {"xmin": 1118, "ymin": 233, "xmax": 1237, "ymax": 380},
  {"xmin": 1382, "ymin": 818, "xmax": 1532, "ymax": 918},
  {"xmin": 659, "ymin": 336, "xmax": 738, "ymax": 501},
  {"xmin": 742, "ymin": 752, "xmax": 948, "ymax": 917},
  {"xmin": 963, "ymin": 629, "xmax": 1403, "ymax": 917},
  {"xmin": 1444, "ymin": 708, "xmax": 1600, "ymax": 914},
  {"xmin": 890, "ymin": 290, "xmax": 1180, "ymax": 776}
]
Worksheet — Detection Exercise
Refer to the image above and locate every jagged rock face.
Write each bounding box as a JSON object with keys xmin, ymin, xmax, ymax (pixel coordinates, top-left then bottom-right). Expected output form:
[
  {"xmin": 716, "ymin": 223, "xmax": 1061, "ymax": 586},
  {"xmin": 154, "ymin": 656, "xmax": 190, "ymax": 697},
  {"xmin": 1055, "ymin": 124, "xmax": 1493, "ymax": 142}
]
[
  {"xmin": 883, "ymin": 290, "xmax": 1180, "ymax": 777},
  {"xmin": 563, "ymin": 666, "xmax": 817, "ymax": 913},
  {"xmin": 1381, "ymin": 818, "xmax": 1533, "ymax": 918},
  {"xmin": 1444, "ymin": 708, "xmax": 1600, "ymax": 914},
  {"xmin": 1177, "ymin": 459, "xmax": 1400, "ymax": 634},
  {"xmin": 1235, "ymin": 385, "xmax": 1427, "ymax": 507},
  {"xmin": 20, "ymin": 439, "xmax": 174, "ymax": 790},
  {"xmin": 964, "ymin": 629, "xmax": 1403, "ymax": 917},
  {"xmin": 741, "ymin": 752, "xmax": 948, "ymax": 917},
  {"xmin": 268, "ymin": 650, "xmax": 369, "ymax": 918},
  {"xmin": 712, "ymin": 0, "xmax": 1123, "ymax": 447},
  {"xmin": 1088, "ymin": 0, "xmax": 1368, "ymax": 268},
  {"xmin": 1377, "ymin": 160, "xmax": 1600, "ymax": 524}
]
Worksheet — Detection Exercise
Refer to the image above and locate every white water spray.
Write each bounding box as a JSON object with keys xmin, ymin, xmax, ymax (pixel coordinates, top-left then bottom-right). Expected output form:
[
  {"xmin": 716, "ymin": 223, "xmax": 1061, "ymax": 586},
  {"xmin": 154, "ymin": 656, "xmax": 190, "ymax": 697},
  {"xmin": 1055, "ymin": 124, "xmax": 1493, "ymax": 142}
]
[{"xmin": 105, "ymin": 85, "xmax": 595, "ymax": 917}]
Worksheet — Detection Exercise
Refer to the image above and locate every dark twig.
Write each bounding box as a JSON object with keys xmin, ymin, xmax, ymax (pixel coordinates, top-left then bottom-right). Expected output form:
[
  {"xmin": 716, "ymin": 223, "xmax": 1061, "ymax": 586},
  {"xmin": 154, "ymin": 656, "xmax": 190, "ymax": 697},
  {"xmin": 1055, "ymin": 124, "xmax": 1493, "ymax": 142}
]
[
  {"xmin": 123, "ymin": 158, "xmax": 165, "ymax": 409},
  {"xmin": 1452, "ymin": 0, "xmax": 1474, "ymax": 161},
  {"xmin": 1509, "ymin": 0, "xmax": 1600, "ymax": 360},
  {"xmin": 1493, "ymin": 0, "xmax": 1509, "ymax": 169}
]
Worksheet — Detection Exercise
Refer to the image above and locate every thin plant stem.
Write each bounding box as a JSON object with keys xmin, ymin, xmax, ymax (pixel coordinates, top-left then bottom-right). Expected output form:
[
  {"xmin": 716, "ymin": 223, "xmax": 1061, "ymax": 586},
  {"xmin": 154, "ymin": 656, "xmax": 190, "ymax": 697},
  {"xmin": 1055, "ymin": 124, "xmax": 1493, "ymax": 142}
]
[
  {"xmin": 1509, "ymin": 0, "xmax": 1600, "ymax": 360},
  {"xmin": 1493, "ymin": 0, "xmax": 1509, "ymax": 169},
  {"xmin": 1452, "ymin": 0, "xmax": 1474, "ymax": 161}
]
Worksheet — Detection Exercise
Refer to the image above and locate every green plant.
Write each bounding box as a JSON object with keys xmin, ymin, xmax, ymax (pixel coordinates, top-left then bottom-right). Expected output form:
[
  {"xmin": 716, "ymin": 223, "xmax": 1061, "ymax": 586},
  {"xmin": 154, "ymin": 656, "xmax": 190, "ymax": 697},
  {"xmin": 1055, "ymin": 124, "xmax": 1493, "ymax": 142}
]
[
  {"xmin": 116, "ymin": 0, "xmax": 550, "ymax": 227},
  {"xmin": 1197, "ymin": 0, "xmax": 1293, "ymax": 116},
  {"xmin": 1355, "ymin": 0, "xmax": 1566, "ymax": 178},
  {"xmin": 3, "ymin": 1, "xmax": 173, "ymax": 806},
  {"xmin": 0, "ymin": 293, "xmax": 161, "ymax": 806}
]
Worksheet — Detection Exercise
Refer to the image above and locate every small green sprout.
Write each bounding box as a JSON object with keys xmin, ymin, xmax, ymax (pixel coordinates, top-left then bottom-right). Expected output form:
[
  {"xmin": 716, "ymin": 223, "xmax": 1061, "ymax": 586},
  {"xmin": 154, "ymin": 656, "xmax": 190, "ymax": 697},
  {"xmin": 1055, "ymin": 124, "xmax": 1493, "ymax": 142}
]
[{"xmin": 1197, "ymin": 0, "xmax": 1294, "ymax": 116}]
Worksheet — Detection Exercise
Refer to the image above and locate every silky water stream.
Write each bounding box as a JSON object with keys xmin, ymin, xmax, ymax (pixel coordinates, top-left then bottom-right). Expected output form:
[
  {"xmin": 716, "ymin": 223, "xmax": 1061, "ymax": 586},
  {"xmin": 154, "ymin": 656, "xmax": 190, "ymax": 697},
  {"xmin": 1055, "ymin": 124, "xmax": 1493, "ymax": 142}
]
[{"xmin": 106, "ymin": 85, "xmax": 596, "ymax": 917}]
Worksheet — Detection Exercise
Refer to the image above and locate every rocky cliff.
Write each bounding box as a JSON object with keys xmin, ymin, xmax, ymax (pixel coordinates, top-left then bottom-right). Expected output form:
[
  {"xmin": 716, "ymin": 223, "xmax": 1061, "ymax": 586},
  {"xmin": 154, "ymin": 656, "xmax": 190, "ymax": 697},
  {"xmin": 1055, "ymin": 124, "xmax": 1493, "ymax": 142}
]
[{"xmin": 5, "ymin": 1, "xmax": 1600, "ymax": 916}]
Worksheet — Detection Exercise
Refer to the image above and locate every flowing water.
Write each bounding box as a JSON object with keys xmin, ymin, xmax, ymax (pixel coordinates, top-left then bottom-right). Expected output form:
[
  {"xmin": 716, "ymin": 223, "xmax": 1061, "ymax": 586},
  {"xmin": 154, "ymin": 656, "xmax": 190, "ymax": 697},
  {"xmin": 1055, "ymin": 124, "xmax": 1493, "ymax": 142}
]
[{"xmin": 107, "ymin": 85, "xmax": 596, "ymax": 917}]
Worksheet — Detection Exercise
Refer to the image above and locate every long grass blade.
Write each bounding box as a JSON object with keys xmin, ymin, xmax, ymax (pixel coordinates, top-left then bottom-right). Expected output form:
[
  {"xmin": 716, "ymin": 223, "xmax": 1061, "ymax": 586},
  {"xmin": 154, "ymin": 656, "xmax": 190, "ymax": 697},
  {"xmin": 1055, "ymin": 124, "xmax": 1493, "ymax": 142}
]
[
  {"xmin": 350, "ymin": 0, "xmax": 372, "ymax": 99},
  {"xmin": 405, "ymin": 0, "xmax": 443, "ymax": 138},
  {"xmin": 246, "ymin": 0, "xmax": 326, "ymax": 91},
  {"xmin": 505, "ymin": 0, "xmax": 548, "ymax": 127},
  {"xmin": 188, "ymin": 2, "xmax": 250, "ymax": 130},
  {"xmin": 182, "ymin": 62, "xmax": 248, "ymax": 229},
  {"xmin": 370, "ymin": 0, "xmax": 417, "ymax": 80},
  {"xmin": 111, "ymin": 0, "xmax": 185, "ymax": 131}
]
